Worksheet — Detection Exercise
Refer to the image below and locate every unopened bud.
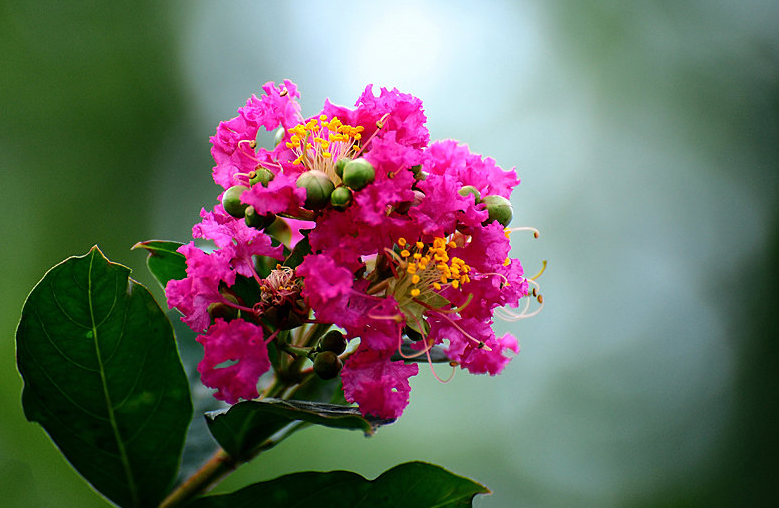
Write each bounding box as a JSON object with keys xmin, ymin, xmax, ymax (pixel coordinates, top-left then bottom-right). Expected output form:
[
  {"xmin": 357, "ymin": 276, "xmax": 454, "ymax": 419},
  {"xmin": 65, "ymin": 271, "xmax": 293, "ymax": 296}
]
[
  {"xmin": 208, "ymin": 293, "xmax": 240, "ymax": 321},
  {"xmin": 244, "ymin": 206, "xmax": 275, "ymax": 230},
  {"xmin": 273, "ymin": 127, "xmax": 285, "ymax": 146},
  {"xmin": 296, "ymin": 170, "xmax": 335, "ymax": 210},
  {"xmin": 458, "ymin": 185, "xmax": 481, "ymax": 203},
  {"xmin": 330, "ymin": 186, "xmax": 353, "ymax": 209},
  {"xmin": 395, "ymin": 190, "xmax": 425, "ymax": 214},
  {"xmin": 342, "ymin": 158, "xmax": 375, "ymax": 191},
  {"xmin": 313, "ymin": 351, "xmax": 343, "ymax": 380},
  {"xmin": 222, "ymin": 185, "xmax": 249, "ymax": 218},
  {"xmin": 481, "ymin": 195, "xmax": 513, "ymax": 227},
  {"xmin": 335, "ymin": 157, "xmax": 351, "ymax": 179},
  {"xmin": 207, "ymin": 302, "xmax": 238, "ymax": 321},
  {"xmin": 250, "ymin": 167, "xmax": 274, "ymax": 187},
  {"xmin": 318, "ymin": 330, "xmax": 347, "ymax": 355}
]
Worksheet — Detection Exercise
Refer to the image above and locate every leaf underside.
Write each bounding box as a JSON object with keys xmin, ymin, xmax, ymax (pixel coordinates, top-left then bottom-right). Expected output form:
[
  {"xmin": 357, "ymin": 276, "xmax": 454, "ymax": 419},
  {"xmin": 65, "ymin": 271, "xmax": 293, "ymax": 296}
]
[
  {"xmin": 205, "ymin": 398, "xmax": 394, "ymax": 460},
  {"xmin": 16, "ymin": 246, "xmax": 192, "ymax": 508}
]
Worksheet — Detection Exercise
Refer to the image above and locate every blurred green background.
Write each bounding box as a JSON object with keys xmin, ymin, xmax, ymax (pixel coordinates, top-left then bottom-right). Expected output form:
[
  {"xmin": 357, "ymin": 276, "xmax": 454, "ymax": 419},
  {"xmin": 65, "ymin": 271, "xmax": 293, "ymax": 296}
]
[{"xmin": 2, "ymin": 0, "xmax": 777, "ymax": 506}]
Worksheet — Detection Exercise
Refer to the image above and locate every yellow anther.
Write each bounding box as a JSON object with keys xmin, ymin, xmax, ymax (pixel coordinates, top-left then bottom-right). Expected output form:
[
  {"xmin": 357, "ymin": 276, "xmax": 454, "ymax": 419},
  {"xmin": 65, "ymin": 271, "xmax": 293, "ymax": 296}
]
[
  {"xmin": 448, "ymin": 241, "xmax": 457, "ymax": 249},
  {"xmin": 406, "ymin": 264, "xmax": 417, "ymax": 274},
  {"xmin": 503, "ymin": 258, "xmax": 511, "ymax": 266},
  {"xmin": 400, "ymin": 249, "xmax": 410, "ymax": 258},
  {"xmin": 320, "ymin": 114, "xmax": 328, "ymax": 121},
  {"xmin": 411, "ymin": 275, "xmax": 420, "ymax": 284},
  {"xmin": 415, "ymin": 241, "xmax": 424, "ymax": 249},
  {"xmin": 398, "ymin": 238, "xmax": 407, "ymax": 246},
  {"xmin": 452, "ymin": 280, "xmax": 460, "ymax": 289},
  {"xmin": 410, "ymin": 288, "xmax": 421, "ymax": 297},
  {"xmin": 323, "ymin": 152, "xmax": 332, "ymax": 158},
  {"xmin": 413, "ymin": 253, "xmax": 422, "ymax": 260},
  {"xmin": 433, "ymin": 282, "xmax": 442, "ymax": 290}
]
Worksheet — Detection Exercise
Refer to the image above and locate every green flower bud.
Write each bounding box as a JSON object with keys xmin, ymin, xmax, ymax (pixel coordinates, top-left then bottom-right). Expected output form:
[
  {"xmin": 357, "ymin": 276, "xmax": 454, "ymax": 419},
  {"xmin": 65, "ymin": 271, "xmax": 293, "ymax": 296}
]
[
  {"xmin": 244, "ymin": 205, "xmax": 275, "ymax": 230},
  {"xmin": 481, "ymin": 195, "xmax": 513, "ymax": 227},
  {"xmin": 249, "ymin": 167, "xmax": 274, "ymax": 187},
  {"xmin": 207, "ymin": 302, "xmax": 238, "ymax": 321},
  {"xmin": 409, "ymin": 164, "xmax": 423, "ymax": 175},
  {"xmin": 296, "ymin": 170, "xmax": 335, "ymax": 210},
  {"xmin": 330, "ymin": 186, "xmax": 353, "ymax": 209},
  {"xmin": 395, "ymin": 190, "xmax": 425, "ymax": 214},
  {"xmin": 208, "ymin": 293, "xmax": 240, "ymax": 321},
  {"xmin": 342, "ymin": 158, "xmax": 375, "ymax": 191},
  {"xmin": 458, "ymin": 185, "xmax": 481, "ymax": 203},
  {"xmin": 335, "ymin": 157, "xmax": 351, "ymax": 179},
  {"xmin": 273, "ymin": 127, "xmax": 285, "ymax": 146},
  {"xmin": 313, "ymin": 351, "xmax": 343, "ymax": 380},
  {"xmin": 318, "ymin": 330, "xmax": 347, "ymax": 355},
  {"xmin": 222, "ymin": 185, "xmax": 249, "ymax": 218}
]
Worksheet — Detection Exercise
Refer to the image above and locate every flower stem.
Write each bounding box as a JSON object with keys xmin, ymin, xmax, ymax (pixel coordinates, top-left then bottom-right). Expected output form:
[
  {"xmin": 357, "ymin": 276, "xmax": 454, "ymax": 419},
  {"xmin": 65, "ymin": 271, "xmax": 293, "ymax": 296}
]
[{"xmin": 158, "ymin": 449, "xmax": 236, "ymax": 508}]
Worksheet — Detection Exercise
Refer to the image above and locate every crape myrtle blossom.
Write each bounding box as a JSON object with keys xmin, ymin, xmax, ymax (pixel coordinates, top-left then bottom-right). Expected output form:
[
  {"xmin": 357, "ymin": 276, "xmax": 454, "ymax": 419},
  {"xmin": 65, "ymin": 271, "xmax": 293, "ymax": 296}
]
[{"xmin": 165, "ymin": 80, "xmax": 542, "ymax": 418}]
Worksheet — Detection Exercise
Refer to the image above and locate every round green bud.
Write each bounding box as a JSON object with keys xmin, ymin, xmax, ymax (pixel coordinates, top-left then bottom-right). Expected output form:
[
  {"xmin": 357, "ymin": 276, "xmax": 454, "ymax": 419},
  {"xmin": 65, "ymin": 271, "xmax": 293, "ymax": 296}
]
[
  {"xmin": 335, "ymin": 157, "xmax": 351, "ymax": 179},
  {"xmin": 244, "ymin": 206, "xmax": 275, "ymax": 230},
  {"xmin": 208, "ymin": 293, "xmax": 240, "ymax": 321},
  {"xmin": 318, "ymin": 330, "xmax": 347, "ymax": 355},
  {"xmin": 458, "ymin": 185, "xmax": 481, "ymax": 203},
  {"xmin": 330, "ymin": 186, "xmax": 353, "ymax": 209},
  {"xmin": 222, "ymin": 185, "xmax": 249, "ymax": 218},
  {"xmin": 296, "ymin": 170, "xmax": 335, "ymax": 210},
  {"xmin": 249, "ymin": 167, "xmax": 274, "ymax": 187},
  {"xmin": 313, "ymin": 351, "xmax": 343, "ymax": 380},
  {"xmin": 273, "ymin": 127, "xmax": 285, "ymax": 146},
  {"xmin": 409, "ymin": 164, "xmax": 422, "ymax": 175},
  {"xmin": 207, "ymin": 302, "xmax": 238, "ymax": 321},
  {"xmin": 481, "ymin": 195, "xmax": 513, "ymax": 227},
  {"xmin": 342, "ymin": 158, "xmax": 375, "ymax": 191}
]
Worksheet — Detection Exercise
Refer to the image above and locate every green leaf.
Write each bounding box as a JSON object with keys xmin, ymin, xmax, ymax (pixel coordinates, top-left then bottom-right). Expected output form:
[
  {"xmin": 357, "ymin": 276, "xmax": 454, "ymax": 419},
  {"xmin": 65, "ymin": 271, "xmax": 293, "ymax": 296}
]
[
  {"xmin": 16, "ymin": 246, "xmax": 193, "ymax": 508},
  {"xmin": 187, "ymin": 461, "xmax": 490, "ymax": 508},
  {"xmin": 205, "ymin": 398, "xmax": 393, "ymax": 460},
  {"xmin": 132, "ymin": 240, "xmax": 187, "ymax": 290}
]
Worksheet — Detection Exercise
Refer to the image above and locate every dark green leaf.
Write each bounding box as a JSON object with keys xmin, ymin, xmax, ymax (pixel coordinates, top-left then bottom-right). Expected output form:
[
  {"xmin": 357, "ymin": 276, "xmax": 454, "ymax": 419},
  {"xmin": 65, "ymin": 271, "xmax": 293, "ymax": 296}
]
[
  {"xmin": 132, "ymin": 240, "xmax": 187, "ymax": 290},
  {"xmin": 16, "ymin": 246, "xmax": 192, "ymax": 508},
  {"xmin": 187, "ymin": 461, "xmax": 490, "ymax": 508},
  {"xmin": 205, "ymin": 398, "xmax": 393, "ymax": 459},
  {"xmin": 290, "ymin": 373, "xmax": 347, "ymax": 405}
]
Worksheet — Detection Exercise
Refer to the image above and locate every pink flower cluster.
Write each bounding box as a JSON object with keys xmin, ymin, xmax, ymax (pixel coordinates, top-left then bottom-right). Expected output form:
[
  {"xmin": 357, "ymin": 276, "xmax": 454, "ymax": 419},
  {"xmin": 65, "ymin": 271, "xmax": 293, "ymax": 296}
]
[{"xmin": 166, "ymin": 80, "xmax": 534, "ymax": 419}]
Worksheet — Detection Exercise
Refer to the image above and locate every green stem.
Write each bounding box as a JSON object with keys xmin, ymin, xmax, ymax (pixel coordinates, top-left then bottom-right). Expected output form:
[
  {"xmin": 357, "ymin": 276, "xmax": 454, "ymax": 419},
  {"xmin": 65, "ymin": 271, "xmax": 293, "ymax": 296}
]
[{"xmin": 158, "ymin": 449, "xmax": 236, "ymax": 508}]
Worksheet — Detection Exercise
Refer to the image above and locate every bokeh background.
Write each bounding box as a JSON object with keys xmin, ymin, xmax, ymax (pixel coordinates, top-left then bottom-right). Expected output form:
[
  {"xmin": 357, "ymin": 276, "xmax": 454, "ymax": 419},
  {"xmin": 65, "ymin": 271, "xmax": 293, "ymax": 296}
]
[{"xmin": 2, "ymin": 0, "xmax": 777, "ymax": 506}]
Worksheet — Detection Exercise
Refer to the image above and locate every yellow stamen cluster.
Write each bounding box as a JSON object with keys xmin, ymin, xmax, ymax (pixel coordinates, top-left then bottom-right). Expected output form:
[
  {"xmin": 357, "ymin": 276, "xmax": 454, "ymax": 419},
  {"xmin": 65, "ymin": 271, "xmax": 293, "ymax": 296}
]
[
  {"xmin": 285, "ymin": 115, "xmax": 364, "ymax": 172},
  {"xmin": 396, "ymin": 236, "xmax": 471, "ymax": 299}
]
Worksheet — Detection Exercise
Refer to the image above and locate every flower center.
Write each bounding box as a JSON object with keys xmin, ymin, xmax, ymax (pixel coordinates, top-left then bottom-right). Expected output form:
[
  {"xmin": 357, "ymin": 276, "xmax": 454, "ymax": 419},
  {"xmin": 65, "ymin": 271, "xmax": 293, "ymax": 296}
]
[
  {"xmin": 285, "ymin": 115, "xmax": 364, "ymax": 179},
  {"xmin": 390, "ymin": 236, "xmax": 471, "ymax": 306},
  {"xmin": 256, "ymin": 265, "xmax": 302, "ymax": 312}
]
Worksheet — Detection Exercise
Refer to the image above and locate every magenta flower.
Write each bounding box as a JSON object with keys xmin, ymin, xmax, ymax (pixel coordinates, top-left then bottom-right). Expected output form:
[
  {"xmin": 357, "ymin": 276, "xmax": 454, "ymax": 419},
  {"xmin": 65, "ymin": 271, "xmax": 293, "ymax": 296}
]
[{"xmin": 166, "ymin": 80, "xmax": 542, "ymax": 417}]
